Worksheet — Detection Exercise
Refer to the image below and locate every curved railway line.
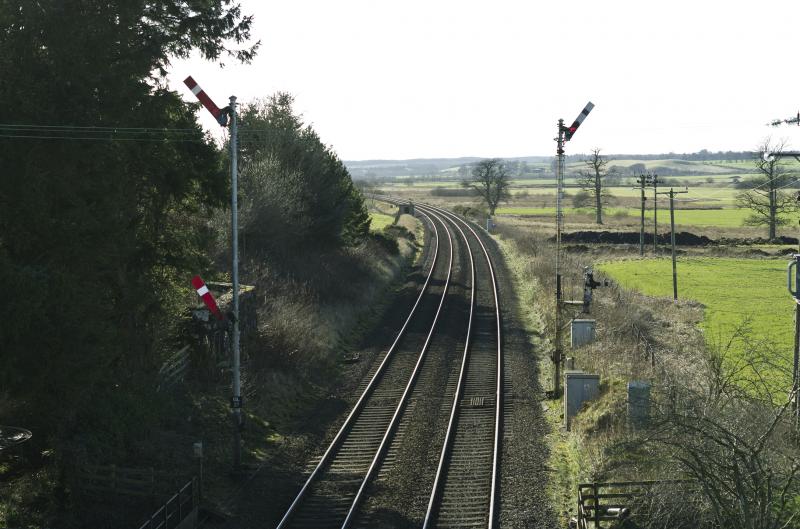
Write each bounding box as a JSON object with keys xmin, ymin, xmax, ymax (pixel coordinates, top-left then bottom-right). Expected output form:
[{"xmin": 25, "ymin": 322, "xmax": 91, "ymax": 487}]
[{"xmin": 276, "ymin": 201, "xmax": 504, "ymax": 529}]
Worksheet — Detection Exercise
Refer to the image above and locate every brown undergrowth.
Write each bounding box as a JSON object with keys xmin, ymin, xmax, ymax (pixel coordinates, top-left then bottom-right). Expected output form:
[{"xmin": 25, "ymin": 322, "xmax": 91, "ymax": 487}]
[{"xmin": 493, "ymin": 222, "xmax": 800, "ymax": 529}]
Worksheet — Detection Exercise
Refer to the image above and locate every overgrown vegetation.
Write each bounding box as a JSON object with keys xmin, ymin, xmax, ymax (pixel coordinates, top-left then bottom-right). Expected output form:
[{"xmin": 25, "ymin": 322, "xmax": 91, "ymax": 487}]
[
  {"xmin": 1, "ymin": 0, "xmax": 256, "ymax": 486},
  {"xmin": 599, "ymin": 257, "xmax": 794, "ymax": 389},
  {"xmin": 494, "ymin": 224, "xmax": 800, "ymax": 528},
  {"xmin": 0, "ymin": 3, "xmax": 408, "ymax": 526}
]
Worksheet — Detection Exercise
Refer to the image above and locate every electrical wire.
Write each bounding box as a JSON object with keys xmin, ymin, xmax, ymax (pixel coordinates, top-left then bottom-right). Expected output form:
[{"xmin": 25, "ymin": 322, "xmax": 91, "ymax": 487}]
[{"xmin": 0, "ymin": 123, "xmax": 290, "ymax": 144}]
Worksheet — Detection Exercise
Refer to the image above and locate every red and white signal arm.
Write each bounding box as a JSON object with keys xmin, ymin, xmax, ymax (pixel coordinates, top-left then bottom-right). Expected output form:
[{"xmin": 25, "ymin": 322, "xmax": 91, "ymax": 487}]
[
  {"xmin": 564, "ymin": 101, "xmax": 594, "ymax": 141},
  {"xmin": 184, "ymin": 76, "xmax": 229, "ymax": 127},
  {"xmin": 192, "ymin": 275, "xmax": 224, "ymax": 320}
]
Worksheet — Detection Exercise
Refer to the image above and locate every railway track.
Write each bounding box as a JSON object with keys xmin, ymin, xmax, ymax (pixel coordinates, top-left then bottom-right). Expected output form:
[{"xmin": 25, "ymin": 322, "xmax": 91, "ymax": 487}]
[
  {"xmin": 418, "ymin": 204, "xmax": 502, "ymax": 529},
  {"xmin": 275, "ymin": 201, "xmax": 503, "ymax": 529}
]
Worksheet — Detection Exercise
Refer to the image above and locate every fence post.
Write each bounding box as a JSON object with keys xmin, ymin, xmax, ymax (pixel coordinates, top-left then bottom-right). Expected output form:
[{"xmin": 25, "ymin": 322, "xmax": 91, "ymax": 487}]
[
  {"xmin": 149, "ymin": 467, "xmax": 155, "ymax": 500},
  {"xmin": 593, "ymin": 482, "xmax": 600, "ymax": 527}
]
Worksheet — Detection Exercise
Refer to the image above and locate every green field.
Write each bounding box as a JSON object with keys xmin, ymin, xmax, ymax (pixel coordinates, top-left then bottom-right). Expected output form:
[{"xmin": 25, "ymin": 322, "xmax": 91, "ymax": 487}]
[
  {"xmin": 369, "ymin": 212, "xmax": 395, "ymax": 231},
  {"xmin": 495, "ymin": 206, "xmax": 751, "ymax": 227},
  {"xmin": 598, "ymin": 257, "xmax": 793, "ymax": 387}
]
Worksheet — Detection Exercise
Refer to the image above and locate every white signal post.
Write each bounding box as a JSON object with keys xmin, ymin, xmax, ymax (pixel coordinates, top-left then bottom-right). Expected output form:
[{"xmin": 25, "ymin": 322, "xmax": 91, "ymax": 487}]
[
  {"xmin": 184, "ymin": 77, "xmax": 242, "ymax": 469},
  {"xmin": 553, "ymin": 102, "xmax": 594, "ymax": 397}
]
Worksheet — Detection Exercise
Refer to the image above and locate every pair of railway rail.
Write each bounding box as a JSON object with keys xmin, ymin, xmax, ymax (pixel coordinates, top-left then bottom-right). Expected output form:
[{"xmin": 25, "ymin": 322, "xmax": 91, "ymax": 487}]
[{"xmin": 276, "ymin": 202, "xmax": 503, "ymax": 529}]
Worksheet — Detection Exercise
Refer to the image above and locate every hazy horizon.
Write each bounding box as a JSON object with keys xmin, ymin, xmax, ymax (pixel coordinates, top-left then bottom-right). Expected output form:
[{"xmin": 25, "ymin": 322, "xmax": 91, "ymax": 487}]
[{"xmin": 168, "ymin": 0, "xmax": 800, "ymax": 160}]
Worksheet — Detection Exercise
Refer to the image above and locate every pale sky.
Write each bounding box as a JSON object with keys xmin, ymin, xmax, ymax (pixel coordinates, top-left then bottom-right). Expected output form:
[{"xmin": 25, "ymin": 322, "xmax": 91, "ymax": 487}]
[{"xmin": 168, "ymin": 0, "xmax": 800, "ymax": 161}]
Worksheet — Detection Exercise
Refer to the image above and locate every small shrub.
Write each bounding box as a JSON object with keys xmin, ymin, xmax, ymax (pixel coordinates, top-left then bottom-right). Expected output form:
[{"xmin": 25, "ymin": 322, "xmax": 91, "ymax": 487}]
[
  {"xmin": 572, "ymin": 190, "xmax": 591, "ymax": 208},
  {"xmin": 452, "ymin": 204, "xmax": 488, "ymax": 220},
  {"xmin": 371, "ymin": 231, "xmax": 400, "ymax": 255},
  {"xmin": 612, "ymin": 209, "xmax": 629, "ymax": 219}
]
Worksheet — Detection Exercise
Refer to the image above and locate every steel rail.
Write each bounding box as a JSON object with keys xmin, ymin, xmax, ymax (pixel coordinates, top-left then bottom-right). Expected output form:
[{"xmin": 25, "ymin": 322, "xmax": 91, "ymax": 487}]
[
  {"xmin": 420, "ymin": 207, "xmax": 476, "ymax": 529},
  {"xmin": 340, "ymin": 207, "xmax": 456, "ymax": 528},
  {"xmin": 275, "ymin": 209, "xmax": 444, "ymax": 529},
  {"xmin": 418, "ymin": 202, "xmax": 503, "ymax": 529}
]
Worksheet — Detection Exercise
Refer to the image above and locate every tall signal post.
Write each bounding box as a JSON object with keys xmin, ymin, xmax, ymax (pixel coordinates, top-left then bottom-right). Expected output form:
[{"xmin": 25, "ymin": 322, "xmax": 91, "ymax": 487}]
[
  {"xmin": 553, "ymin": 102, "xmax": 594, "ymax": 396},
  {"xmin": 766, "ymin": 116, "xmax": 800, "ymax": 421},
  {"xmin": 766, "ymin": 145, "xmax": 800, "ymax": 422},
  {"xmin": 184, "ymin": 77, "xmax": 243, "ymax": 469}
]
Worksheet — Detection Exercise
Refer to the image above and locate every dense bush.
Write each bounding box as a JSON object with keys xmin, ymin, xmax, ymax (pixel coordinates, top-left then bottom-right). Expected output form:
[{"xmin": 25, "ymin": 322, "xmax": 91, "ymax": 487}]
[
  {"xmin": 236, "ymin": 94, "xmax": 370, "ymax": 263},
  {"xmin": 0, "ymin": 0, "xmax": 254, "ymax": 453}
]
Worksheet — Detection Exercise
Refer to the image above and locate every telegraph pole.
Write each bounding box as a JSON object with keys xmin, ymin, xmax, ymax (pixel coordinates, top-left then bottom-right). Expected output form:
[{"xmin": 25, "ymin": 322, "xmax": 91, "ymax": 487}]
[
  {"xmin": 652, "ymin": 174, "xmax": 659, "ymax": 253},
  {"xmin": 658, "ymin": 187, "xmax": 687, "ymax": 300},
  {"xmin": 635, "ymin": 173, "xmax": 652, "ymax": 256},
  {"xmin": 553, "ymin": 102, "xmax": 594, "ymax": 397}
]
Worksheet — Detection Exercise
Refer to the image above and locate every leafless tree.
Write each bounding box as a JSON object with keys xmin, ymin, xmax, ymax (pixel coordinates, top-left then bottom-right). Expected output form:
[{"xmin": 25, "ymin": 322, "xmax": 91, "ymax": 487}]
[
  {"xmin": 736, "ymin": 138, "xmax": 797, "ymax": 240},
  {"xmin": 462, "ymin": 158, "xmax": 511, "ymax": 216},
  {"xmin": 639, "ymin": 328, "xmax": 800, "ymax": 529},
  {"xmin": 578, "ymin": 148, "xmax": 614, "ymax": 224}
]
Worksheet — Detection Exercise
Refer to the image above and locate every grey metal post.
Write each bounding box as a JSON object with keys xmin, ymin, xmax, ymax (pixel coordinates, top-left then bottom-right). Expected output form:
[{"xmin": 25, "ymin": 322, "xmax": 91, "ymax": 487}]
[
  {"xmin": 554, "ymin": 119, "xmax": 565, "ymax": 397},
  {"xmin": 793, "ymin": 254, "xmax": 800, "ymax": 420},
  {"xmin": 229, "ymin": 95, "xmax": 242, "ymax": 469},
  {"xmin": 794, "ymin": 300, "xmax": 799, "ymax": 419}
]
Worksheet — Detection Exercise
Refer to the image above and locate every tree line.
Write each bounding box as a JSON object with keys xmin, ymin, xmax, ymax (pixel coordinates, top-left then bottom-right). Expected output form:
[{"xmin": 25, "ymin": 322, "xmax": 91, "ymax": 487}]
[{"xmin": 0, "ymin": 0, "xmax": 370, "ymax": 481}]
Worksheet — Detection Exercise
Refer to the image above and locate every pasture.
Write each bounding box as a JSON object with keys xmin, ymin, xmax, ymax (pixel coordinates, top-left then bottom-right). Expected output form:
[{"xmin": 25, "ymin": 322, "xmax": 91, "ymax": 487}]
[
  {"xmin": 598, "ymin": 257, "xmax": 794, "ymax": 388},
  {"xmin": 495, "ymin": 206, "xmax": 752, "ymax": 227},
  {"xmin": 369, "ymin": 211, "xmax": 395, "ymax": 232}
]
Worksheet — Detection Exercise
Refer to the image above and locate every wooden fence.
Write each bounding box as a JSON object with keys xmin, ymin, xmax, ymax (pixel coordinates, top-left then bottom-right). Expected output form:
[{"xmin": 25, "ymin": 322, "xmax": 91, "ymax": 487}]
[
  {"xmin": 158, "ymin": 346, "xmax": 191, "ymax": 391},
  {"xmin": 577, "ymin": 480, "xmax": 696, "ymax": 528},
  {"xmin": 77, "ymin": 464, "xmax": 160, "ymax": 498},
  {"xmin": 137, "ymin": 478, "xmax": 198, "ymax": 529}
]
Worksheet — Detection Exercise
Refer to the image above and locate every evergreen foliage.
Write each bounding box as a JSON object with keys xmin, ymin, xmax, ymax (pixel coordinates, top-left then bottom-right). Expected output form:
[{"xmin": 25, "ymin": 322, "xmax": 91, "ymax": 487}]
[
  {"xmin": 237, "ymin": 94, "xmax": 370, "ymax": 260},
  {"xmin": 0, "ymin": 0, "xmax": 256, "ymax": 449}
]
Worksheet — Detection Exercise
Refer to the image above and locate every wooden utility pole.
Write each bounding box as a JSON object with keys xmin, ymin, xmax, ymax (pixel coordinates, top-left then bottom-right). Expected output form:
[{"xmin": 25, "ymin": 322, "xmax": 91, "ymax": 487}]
[
  {"xmin": 635, "ymin": 173, "xmax": 652, "ymax": 256},
  {"xmin": 658, "ymin": 187, "xmax": 687, "ymax": 300}
]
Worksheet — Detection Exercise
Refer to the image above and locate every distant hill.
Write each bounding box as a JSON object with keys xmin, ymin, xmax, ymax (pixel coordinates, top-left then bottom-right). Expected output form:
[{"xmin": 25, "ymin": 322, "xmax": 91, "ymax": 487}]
[{"xmin": 345, "ymin": 150, "xmax": 757, "ymax": 180}]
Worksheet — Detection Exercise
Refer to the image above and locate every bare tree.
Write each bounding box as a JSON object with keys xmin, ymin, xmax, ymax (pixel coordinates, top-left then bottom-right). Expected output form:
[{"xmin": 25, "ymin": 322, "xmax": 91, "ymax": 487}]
[
  {"xmin": 578, "ymin": 148, "xmax": 614, "ymax": 224},
  {"xmin": 462, "ymin": 158, "xmax": 511, "ymax": 216},
  {"xmin": 736, "ymin": 138, "xmax": 797, "ymax": 240},
  {"xmin": 648, "ymin": 397, "xmax": 800, "ymax": 529},
  {"xmin": 639, "ymin": 328, "xmax": 800, "ymax": 529}
]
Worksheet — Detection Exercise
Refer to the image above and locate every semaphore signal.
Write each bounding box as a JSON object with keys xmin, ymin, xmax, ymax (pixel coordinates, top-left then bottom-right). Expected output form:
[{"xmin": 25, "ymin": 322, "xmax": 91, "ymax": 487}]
[
  {"xmin": 183, "ymin": 75, "xmax": 243, "ymax": 469},
  {"xmin": 183, "ymin": 76, "xmax": 230, "ymax": 127},
  {"xmin": 552, "ymin": 101, "xmax": 594, "ymax": 397},
  {"xmin": 191, "ymin": 275, "xmax": 223, "ymax": 321},
  {"xmin": 564, "ymin": 102, "xmax": 595, "ymax": 141}
]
